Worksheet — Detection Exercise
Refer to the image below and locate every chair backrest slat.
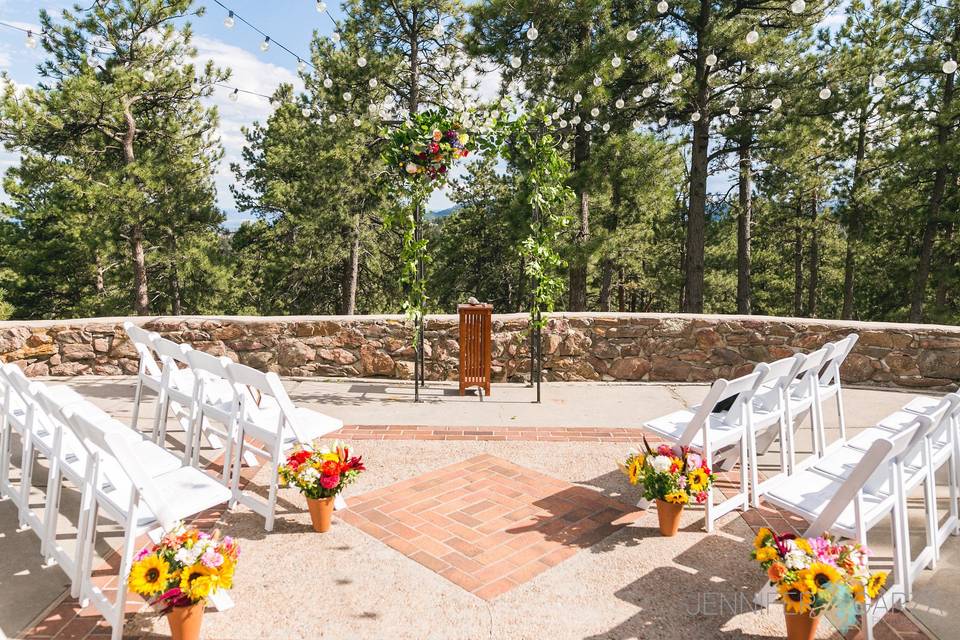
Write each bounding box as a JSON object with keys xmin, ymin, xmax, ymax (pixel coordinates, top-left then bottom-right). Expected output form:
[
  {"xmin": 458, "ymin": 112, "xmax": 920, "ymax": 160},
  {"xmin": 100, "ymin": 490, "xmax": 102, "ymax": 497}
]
[
  {"xmin": 225, "ymin": 361, "xmax": 300, "ymax": 438},
  {"xmin": 819, "ymin": 334, "xmax": 859, "ymax": 387},
  {"xmin": 124, "ymin": 322, "xmax": 163, "ymax": 377},
  {"xmin": 150, "ymin": 335, "xmax": 192, "ymax": 365},
  {"xmin": 679, "ymin": 369, "xmax": 765, "ymax": 445}
]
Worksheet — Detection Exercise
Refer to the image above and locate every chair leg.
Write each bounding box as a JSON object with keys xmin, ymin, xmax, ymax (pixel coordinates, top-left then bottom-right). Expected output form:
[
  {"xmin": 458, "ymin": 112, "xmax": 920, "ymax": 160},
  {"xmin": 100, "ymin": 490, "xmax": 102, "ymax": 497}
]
[
  {"xmin": 151, "ymin": 388, "xmax": 166, "ymax": 444},
  {"xmin": 110, "ymin": 519, "xmax": 139, "ymax": 640},
  {"xmin": 19, "ymin": 439, "xmax": 35, "ymax": 530},
  {"xmin": 41, "ymin": 460, "xmax": 63, "ymax": 564},
  {"xmin": 264, "ymin": 443, "xmax": 281, "ymax": 532},
  {"xmin": 704, "ymin": 449, "xmax": 715, "ymax": 533},
  {"xmin": 228, "ymin": 431, "xmax": 244, "ymax": 508},
  {"xmin": 747, "ymin": 428, "xmax": 761, "ymax": 508},
  {"xmin": 835, "ymin": 387, "xmax": 847, "ymax": 443},
  {"xmin": 923, "ymin": 468, "xmax": 938, "ymax": 569},
  {"xmin": 131, "ymin": 378, "xmax": 143, "ymax": 430}
]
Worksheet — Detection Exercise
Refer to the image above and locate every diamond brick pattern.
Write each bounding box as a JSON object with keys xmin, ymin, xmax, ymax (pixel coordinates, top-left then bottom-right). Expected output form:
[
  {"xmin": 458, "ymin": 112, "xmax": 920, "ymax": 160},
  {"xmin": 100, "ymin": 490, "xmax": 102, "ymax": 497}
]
[{"xmin": 338, "ymin": 454, "xmax": 640, "ymax": 600}]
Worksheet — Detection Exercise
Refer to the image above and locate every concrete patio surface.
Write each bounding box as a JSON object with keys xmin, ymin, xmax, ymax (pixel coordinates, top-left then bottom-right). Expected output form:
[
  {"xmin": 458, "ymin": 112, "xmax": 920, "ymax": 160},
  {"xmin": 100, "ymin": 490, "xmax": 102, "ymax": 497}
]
[{"xmin": 1, "ymin": 377, "xmax": 957, "ymax": 639}]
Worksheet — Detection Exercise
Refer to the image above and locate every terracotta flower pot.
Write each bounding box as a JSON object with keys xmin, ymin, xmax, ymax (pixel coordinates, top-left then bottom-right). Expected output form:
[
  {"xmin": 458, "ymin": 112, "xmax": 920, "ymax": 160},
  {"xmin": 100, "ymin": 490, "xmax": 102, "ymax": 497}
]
[
  {"xmin": 166, "ymin": 602, "xmax": 204, "ymax": 640},
  {"xmin": 307, "ymin": 496, "xmax": 335, "ymax": 532},
  {"xmin": 655, "ymin": 499, "xmax": 684, "ymax": 536},
  {"xmin": 784, "ymin": 611, "xmax": 820, "ymax": 640}
]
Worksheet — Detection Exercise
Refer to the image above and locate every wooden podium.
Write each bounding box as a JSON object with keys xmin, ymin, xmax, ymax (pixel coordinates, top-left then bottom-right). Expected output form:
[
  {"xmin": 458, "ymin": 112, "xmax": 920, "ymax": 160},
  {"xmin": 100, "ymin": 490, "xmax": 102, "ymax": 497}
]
[{"xmin": 458, "ymin": 303, "xmax": 492, "ymax": 397}]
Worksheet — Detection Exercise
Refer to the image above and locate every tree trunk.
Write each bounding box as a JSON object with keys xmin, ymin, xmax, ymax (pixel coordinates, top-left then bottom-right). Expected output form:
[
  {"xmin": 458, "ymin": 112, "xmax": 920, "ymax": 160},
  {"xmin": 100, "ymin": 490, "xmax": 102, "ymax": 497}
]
[
  {"xmin": 793, "ymin": 208, "xmax": 804, "ymax": 317},
  {"xmin": 842, "ymin": 104, "xmax": 869, "ymax": 320},
  {"xmin": 407, "ymin": 7, "xmax": 419, "ymax": 115},
  {"xmin": 598, "ymin": 258, "xmax": 614, "ymax": 311},
  {"xmin": 683, "ymin": 0, "xmax": 712, "ymax": 314},
  {"xmin": 121, "ymin": 98, "xmax": 150, "ymax": 315},
  {"xmin": 340, "ymin": 216, "xmax": 360, "ymax": 315},
  {"xmin": 807, "ymin": 195, "xmax": 819, "ymax": 318},
  {"xmin": 910, "ymin": 62, "xmax": 955, "ymax": 322},
  {"xmin": 736, "ymin": 129, "xmax": 753, "ymax": 315},
  {"xmin": 617, "ymin": 266, "xmax": 626, "ymax": 312},
  {"xmin": 168, "ymin": 234, "xmax": 182, "ymax": 316}
]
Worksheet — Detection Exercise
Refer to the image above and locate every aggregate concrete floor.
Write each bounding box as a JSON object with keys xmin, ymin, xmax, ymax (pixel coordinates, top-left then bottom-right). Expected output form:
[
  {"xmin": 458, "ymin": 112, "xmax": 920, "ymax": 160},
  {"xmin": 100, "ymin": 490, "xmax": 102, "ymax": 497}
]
[{"xmin": 1, "ymin": 378, "xmax": 957, "ymax": 639}]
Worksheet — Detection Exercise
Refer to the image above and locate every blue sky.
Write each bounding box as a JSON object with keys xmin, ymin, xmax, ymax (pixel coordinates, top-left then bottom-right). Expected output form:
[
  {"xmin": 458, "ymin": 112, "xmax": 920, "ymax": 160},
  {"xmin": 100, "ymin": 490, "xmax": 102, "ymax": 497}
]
[{"xmin": 0, "ymin": 1, "xmax": 849, "ymax": 227}]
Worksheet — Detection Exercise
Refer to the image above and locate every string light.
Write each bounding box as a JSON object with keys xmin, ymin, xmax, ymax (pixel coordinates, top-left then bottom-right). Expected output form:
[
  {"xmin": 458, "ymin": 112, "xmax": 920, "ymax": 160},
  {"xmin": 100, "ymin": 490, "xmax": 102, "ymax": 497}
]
[
  {"xmin": 25, "ymin": 29, "xmax": 37, "ymax": 48},
  {"xmin": 657, "ymin": 1, "xmax": 669, "ymax": 14},
  {"xmin": 143, "ymin": 68, "xmax": 155, "ymax": 82},
  {"xmin": 602, "ymin": 123, "xmax": 610, "ymax": 132},
  {"xmin": 573, "ymin": 92, "xmax": 583, "ymax": 103},
  {"xmin": 626, "ymin": 29, "xmax": 637, "ymax": 42},
  {"xmin": 353, "ymin": 117, "xmax": 361, "ymax": 127},
  {"xmin": 316, "ymin": 1, "xmax": 326, "ymax": 11},
  {"xmin": 526, "ymin": 26, "xmax": 538, "ymax": 41},
  {"xmin": 746, "ymin": 29, "xmax": 759, "ymax": 44},
  {"xmin": 260, "ymin": 36, "xmax": 270, "ymax": 52},
  {"xmin": 819, "ymin": 86, "xmax": 832, "ymax": 99},
  {"xmin": 432, "ymin": 22, "xmax": 443, "ymax": 38},
  {"xmin": 86, "ymin": 50, "xmax": 99, "ymax": 67},
  {"xmin": 583, "ymin": 123, "xmax": 592, "ymax": 131},
  {"xmin": 331, "ymin": 31, "xmax": 340, "ymax": 43},
  {"xmin": 562, "ymin": 141, "xmax": 570, "ymax": 150},
  {"xmin": 791, "ymin": 0, "xmax": 805, "ymax": 13},
  {"xmin": 658, "ymin": 115, "xmax": 668, "ymax": 125},
  {"xmin": 329, "ymin": 114, "xmax": 337, "ymax": 123},
  {"xmin": 943, "ymin": 59, "xmax": 957, "ymax": 74},
  {"xmin": 872, "ymin": 74, "xmax": 886, "ymax": 88},
  {"xmin": 342, "ymin": 91, "xmax": 352, "ymax": 101},
  {"xmin": 357, "ymin": 55, "xmax": 367, "ymax": 67},
  {"xmin": 593, "ymin": 75, "xmax": 602, "ymax": 86},
  {"xmin": 615, "ymin": 98, "xmax": 625, "ymax": 108},
  {"xmin": 229, "ymin": 88, "xmax": 239, "ymax": 101},
  {"xmin": 705, "ymin": 53, "xmax": 717, "ymax": 66},
  {"xmin": 571, "ymin": 114, "xmax": 581, "ymax": 124},
  {"xmin": 590, "ymin": 107, "xmax": 600, "ymax": 117},
  {"xmin": 301, "ymin": 106, "xmax": 311, "ymax": 117},
  {"xmin": 671, "ymin": 71, "xmax": 682, "ymax": 83},
  {"xmin": 632, "ymin": 119, "xmax": 641, "ymax": 128},
  {"xmin": 510, "ymin": 55, "xmax": 521, "ymax": 68},
  {"xmin": 771, "ymin": 97, "xmax": 783, "ymax": 109},
  {"xmin": 223, "ymin": 11, "xmax": 234, "ymax": 29},
  {"xmin": 729, "ymin": 105, "xmax": 739, "ymax": 115},
  {"xmin": 611, "ymin": 54, "xmax": 622, "ymax": 68},
  {"xmin": 323, "ymin": 77, "xmax": 333, "ymax": 88},
  {"xmin": 297, "ymin": 59, "xmax": 306, "ymax": 72},
  {"xmin": 691, "ymin": 111, "xmax": 701, "ymax": 121},
  {"xmin": 369, "ymin": 78, "xmax": 378, "ymax": 88},
  {"xmin": 642, "ymin": 86, "xmax": 654, "ymax": 98}
]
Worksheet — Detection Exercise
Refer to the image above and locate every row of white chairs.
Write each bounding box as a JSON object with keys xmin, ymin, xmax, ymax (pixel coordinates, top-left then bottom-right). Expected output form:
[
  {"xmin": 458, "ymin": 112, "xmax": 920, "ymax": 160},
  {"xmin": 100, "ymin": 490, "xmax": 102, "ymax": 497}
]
[
  {"xmin": 123, "ymin": 323, "xmax": 344, "ymax": 531},
  {"xmin": 0, "ymin": 363, "xmax": 232, "ymax": 640},
  {"xmin": 643, "ymin": 333, "xmax": 859, "ymax": 532}
]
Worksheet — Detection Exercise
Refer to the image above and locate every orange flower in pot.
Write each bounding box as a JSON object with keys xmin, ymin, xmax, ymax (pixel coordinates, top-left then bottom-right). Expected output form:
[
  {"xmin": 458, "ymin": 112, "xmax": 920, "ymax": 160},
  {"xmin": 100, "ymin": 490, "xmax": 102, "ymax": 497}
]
[{"xmin": 278, "ymin": 441, "xmax": 366, "ymax": 532}]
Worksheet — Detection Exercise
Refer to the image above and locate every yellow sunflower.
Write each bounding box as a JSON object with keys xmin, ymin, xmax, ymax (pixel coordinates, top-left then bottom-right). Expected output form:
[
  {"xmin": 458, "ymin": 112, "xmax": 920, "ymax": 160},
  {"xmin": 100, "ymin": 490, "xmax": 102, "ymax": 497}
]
[
  {"xmin": 852, "ymin": 582, "xmax": 865, "ymax": 604},
  {"xmin": 794, "ymin": 538, "xmax": 813, "ymax": 555},
  {"xmin": 179, "ymin": 564, "xmax": 217, "ymax": 600},
  {"xmin": 688, "ymin": 468, "xmax": 710, "ymax": 492},
  {"xmin": 778, "ymin": 580, "xmax": 813, "ymax": 615},
  {"xmin": 627, "ymin": 457, "xmax": 644, "ymax": 485},
  {"xmin": 128, "ymin": 555, "xmax": 171, "ymax": 597},
  {"xmin": 753, "ymin": 527, "xmax": 773, "ymax": 550},
  {"xmin": 664, "ymin": 490, "xmax": 689, "ymax": 504},
  {"xmin": 803, "ymin": 562, "xmax": 842, "ymax": 594},
  {"xmin": 755, "ymin": 547, "xmax": 779, "ymax": 563},
  {"xmin": 866, "ymin": 572, "xmax": 888, "ymax": 599}
]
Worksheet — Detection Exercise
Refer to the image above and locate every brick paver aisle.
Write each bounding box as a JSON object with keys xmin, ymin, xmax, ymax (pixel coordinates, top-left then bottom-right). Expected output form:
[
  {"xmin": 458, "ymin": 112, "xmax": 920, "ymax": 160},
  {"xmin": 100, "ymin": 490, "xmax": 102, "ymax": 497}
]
[{"xmin": 338, "ymin": 454, "xmax": 640, "ymax": 600}]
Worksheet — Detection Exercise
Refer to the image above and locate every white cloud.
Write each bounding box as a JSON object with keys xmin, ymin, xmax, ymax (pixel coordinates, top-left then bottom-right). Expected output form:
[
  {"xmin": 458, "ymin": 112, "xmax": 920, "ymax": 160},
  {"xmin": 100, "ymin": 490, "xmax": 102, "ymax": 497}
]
[{"xmin": 190, "ymin": 35, "xmax": 303, "ymax": 213}]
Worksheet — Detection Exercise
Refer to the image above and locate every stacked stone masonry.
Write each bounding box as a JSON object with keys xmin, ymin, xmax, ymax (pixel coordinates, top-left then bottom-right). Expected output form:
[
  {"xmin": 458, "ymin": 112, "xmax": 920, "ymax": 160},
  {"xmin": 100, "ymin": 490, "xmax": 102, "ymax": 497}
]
[{"xmin": 1, "ymin": 313, "xmax": 958, "ymax": 390}]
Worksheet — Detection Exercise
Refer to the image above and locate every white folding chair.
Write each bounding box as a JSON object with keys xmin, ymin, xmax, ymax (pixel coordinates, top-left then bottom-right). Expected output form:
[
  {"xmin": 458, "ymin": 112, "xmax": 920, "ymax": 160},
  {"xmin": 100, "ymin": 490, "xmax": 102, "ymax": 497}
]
[
  {"xmin": 817, "ymin": 333, "xmax": 859, "ymax": 448},
  {"xmin": 782, "ymin": 344, "xmax": 835, "ymax": 472},
  {"xmin": 225, "ymin": 361, "xmax": 343, "ymax": 531},
  {"xmin": 644, "ymin": 368, "xmax": 767, "ymax": 532},
  {"xmin": 62, "ymin": 408, "xmax": 231, "ymax": 640},
  {"xmin": 746, "ymin": 354, "xmax": 807, "ymax": 506},
  {"xmin": 757, "ymin": 419, "xmax": 927, "ymax": 640},
  {"xmin": 123, "ymin": 323, "xmax": 163, "ymax": 433},
  {"xmin": 183, "ymin": 349, "xmax": 251, "ymax": 477},
  {"xmin": 149, "ymin": 335, "xmax": 197, "ymax": 448}
]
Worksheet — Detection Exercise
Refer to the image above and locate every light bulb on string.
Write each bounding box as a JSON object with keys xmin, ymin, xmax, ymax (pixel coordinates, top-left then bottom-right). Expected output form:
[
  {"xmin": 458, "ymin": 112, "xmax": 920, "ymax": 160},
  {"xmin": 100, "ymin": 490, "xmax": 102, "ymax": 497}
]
[
  {"xmin": 329, "ymin": 114, "xmax": 338, "ymax": 123},
  {"xmin": 691, "ymin": 111, "xmax": 701, "ymax": 122},
  {"xmin": 297, "ymin": 59, "xmax": 307, "ymax": 72},
  {"xmin": 86, "ymin": 50, "xmax": 99, "ymax": 67},
  {"xmin": 260, "ymin": 36, "xmax": 271, "ymax": 52},
  {"xmin": 557, "ymin": 106, "xmax": 565, "ymax": 115},
  {"xmin": 571, "ymin": 114, "xmax": 581, "ymax": 124},
  {"xmin": 611, "ymin": 54, "xmax": 622, "ymax": 68},
  {"xmin": 544, "ymin": 115, "xmax": 553, "ymax": 125},
  {"xmin": 615, "ymin": 98, "xmax": 625, "ymax": 108},
  {"xmin": 552, "ymin": 110, "xmax": 560, "ymax": 119},
  {"xmin": 943, "ymin": 59, "xmax": 957, "ymax": 74},
  {"xmin": 191, "ymin": 81, "xmax": 201, "ymax": 93},
  {"xmin": 573, "ymin": 92, "xmax": 583, "ymax": 103},
  {"xmin": 771, "ymin": 97, "xmax": 782, "ymax": 109},
  {"xmin": 729, "ymin": 105, "xmax": 739, "ymax": 116},
  {"xmin": 705, "ymin": 53, "xmax": 717, "ymax": 67},
  {"xmin": 632, "ymin": 119, "xmax": 641, "ymax": 128},
  {"xmin": 323, "ymin": 77, "xmax": 333, "ymax": 88},
  {"xmin": 301, "ymin": 107, "xmax": 311, "ymax": 117},
  {"xmin": 590, "ymin": 107, "xmax": 600, "ymax": 117},
  {"xmin": 229, "ymin": 88, "xmax": 239, "ymax": 102},
  {"xmin": 142, "ymin": 68, "xmax": 155, "ymax": 82},
  {"xmin": 369, "ymin": 78, "xmax": 378, "ymax": 88},
  {"xmin": 316, "ymin": 1, "xmax": 327, "ymax": 11},
  {"xmin": 432, "ymin": 22, "xmax": 444, "ymax": 38},
  {"xmin": 627, "ymin": 29, "xmax": 637, "ymax": 42},
  {"xmin": 368, "ymin": 103, "xmax": 378, "ymax": 114},
  {"xmin": 819, "ymin": 86, "xmax": 831, "ymax": 99},
  {"xmin": 526, "ymin": 26, "xmax": 538, "ymax": 41},
  {"xmin": 602, "ymin": 123, "xmax": 610, "ymax": 132},
  {"xmin": 872, "ymin": 74, "xmax": 886, "ymax": 88},
  {"xmin": 593, "ymin": 75, "xmax": 602, "ymax": 86},
  {"xmin": 224, "ymin": 11, "xmax": 234, "ymax": 28},
  {"xmin": 657, "ymin": 1, "xmax": 669, "ymax": 14},
  {"xmin": 353, "ymin": 118, "xmax": 361, "ymax": 127},
  {"xmin": 790, "ymin": 0, "xmax": 805, "ymax": 13},
  {"xmin": 583, "ymin": 123, "xmax": 592, "ymax": 131},
  {"xmin": 342, "ymin": 91, "xmax": 353, "ymax": 101},
  {"xmin": 559, "ymin": 119, "xmax": 568, "ymax": 127},
  {"xmin": 331, "ymin": 32, "xmax": 340, "ymax": 43},
  {"xmin": 26, "ymin": 30, "xmax": 39, "ymax": 49},
  {"xmin": 642, "ymin": 86, "xmax": 654, "ymax": 98},
  {"xmin": 357, "ymin": 56, "xmax": 367, "ymax": 67},
  {"xmin": 658, "ymin": 115, "xmax": 668, "ymax": 126},
  {"xmin": 562, "ymin": 141, "xmax": 570, "ymax": 150},
  {"xmin": 671, "ymin": 72, "xmax": 682, "ymax": 84},
  {"xmin": 510, "ymin": 55, "xmax": 521, "ymax": 69},
  {"xmin": 746, "ymin": 29, "xmax": 759, "ymax": 45}
]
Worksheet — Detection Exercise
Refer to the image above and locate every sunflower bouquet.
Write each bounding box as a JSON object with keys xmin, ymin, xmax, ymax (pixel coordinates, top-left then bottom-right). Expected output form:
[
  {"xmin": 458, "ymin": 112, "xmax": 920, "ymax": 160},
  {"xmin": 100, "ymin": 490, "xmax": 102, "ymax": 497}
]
[
  {"xmin": 752, "ymin": 527, "xmax": 887, "ymax": 632},
  {"xmin": 383, "ymin": 109, "xmax": 474, "ymax": 183},
  {"xmin": 622, "ymin": 436, "xmax": 716, "ymax": 505},
  {"xmin": 127, "ymin": 523, "xmax": 239, "ymax": 613}
]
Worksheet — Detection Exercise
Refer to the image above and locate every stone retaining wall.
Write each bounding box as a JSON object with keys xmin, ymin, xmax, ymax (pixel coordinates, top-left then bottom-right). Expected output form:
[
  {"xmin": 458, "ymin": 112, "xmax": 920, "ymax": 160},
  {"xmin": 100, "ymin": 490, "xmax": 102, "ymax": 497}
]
[{"xmin": 1, "ymin": 313, "xmax": 958, "ymax": 389}]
